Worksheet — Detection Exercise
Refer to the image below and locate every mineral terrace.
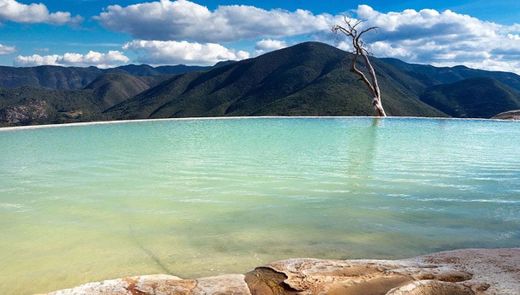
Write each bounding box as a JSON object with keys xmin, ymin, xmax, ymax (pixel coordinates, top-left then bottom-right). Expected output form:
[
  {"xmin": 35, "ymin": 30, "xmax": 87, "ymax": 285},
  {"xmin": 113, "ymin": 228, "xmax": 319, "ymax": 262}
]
[{"xmin": 45, "ymin": 248, "xmax": 520, "ymax": 295}]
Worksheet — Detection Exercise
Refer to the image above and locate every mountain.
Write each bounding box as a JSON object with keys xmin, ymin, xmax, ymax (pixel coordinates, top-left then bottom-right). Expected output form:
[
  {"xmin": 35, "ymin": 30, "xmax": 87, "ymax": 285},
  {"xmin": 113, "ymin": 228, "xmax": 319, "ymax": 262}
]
[
  {"xmin": 420, "ymin": 77, "xmax": 520, "ymax": 118},
  {"xmin": 104, "ymin": 42, "xmax": 445, "ymax": 119},
  {"xmin": 0, "ymin": 87, "xmax": 99, "ymax": 126},
  {"xmin": 0, "ymin": 64, "xmax": 208, "ymax": 90},
  {"xmin": 109, "ymin": 64, "xmax": 210, "ymax": 77},
  {"xmin": 0, "ymin": 73, "xmax": 167, "ymax": 126},
  {"xmin": 2, "ymin": 42, "xmax": 520, "ymax": 127},
  {"xmin": 0, "ymin": 64, "xmax": 210, "ymax": 126},
  {"xmin": 84, "ymin": 73, "xmax": 162, "ymax": 109},
  {"xmin": 381, "ymin": 58, "xmax": 520, "ymax": 92},
  {"xmin": 0, "ymin": 65, "xmax": 103, "ymax": 90}
]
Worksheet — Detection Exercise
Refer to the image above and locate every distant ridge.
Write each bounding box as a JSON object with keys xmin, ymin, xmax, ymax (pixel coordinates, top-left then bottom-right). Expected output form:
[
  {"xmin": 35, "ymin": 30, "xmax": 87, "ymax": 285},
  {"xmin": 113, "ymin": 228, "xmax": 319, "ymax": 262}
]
[
  {"xmin": 0, "ymin": 65, "xmax": 103, "ymax": 90},
  {"xmin": 2, "ymin": 42, "xmax": 520, "ymax": 126},
  {"xmin": 84, "ymin": 73, "xmax": 156, "ymax": 109},
  {"xmin": 0, "ymin": 64, "xmax": 209, "ymax": 90},
  {"xmin": 110, "ymin": 64, "xmax": 210, "ymax": 77},
  {"xmin": 420, "ymin": 77, "xmax": 520, "ymax": 118},
  {"xmin": 381, "ymin": 58, "xmax": 520, "ymax": 92}
]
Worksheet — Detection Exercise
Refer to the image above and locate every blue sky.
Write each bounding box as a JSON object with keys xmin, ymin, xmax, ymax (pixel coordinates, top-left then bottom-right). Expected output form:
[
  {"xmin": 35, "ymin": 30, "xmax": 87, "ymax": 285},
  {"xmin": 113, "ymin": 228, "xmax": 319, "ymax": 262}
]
[
  {"xmin": 0, "ymin": 0, "xmax": 519, "ymax": 72},
  {"xmin": 33, "ymin": 0, "xmax": 520, "ymax": 23}
]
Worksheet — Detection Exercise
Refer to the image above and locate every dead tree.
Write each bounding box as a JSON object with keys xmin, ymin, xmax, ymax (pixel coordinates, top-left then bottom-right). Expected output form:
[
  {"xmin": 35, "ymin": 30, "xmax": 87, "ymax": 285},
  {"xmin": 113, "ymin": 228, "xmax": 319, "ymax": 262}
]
[{"xmin": 333, "ymin": 19, "xmax": 387, "ymax": 117}]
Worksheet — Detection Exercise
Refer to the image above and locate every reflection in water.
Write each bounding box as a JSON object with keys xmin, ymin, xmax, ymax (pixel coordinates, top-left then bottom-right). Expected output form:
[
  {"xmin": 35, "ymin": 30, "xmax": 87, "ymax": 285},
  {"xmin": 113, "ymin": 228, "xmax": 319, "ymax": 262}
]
[
  {"xmin": 345, "ymin": 118, "xmax": 379, "ymax": 192},
  {"xmin": 372, "ymin": 117, "xmax": 383, "ymax": 127}
]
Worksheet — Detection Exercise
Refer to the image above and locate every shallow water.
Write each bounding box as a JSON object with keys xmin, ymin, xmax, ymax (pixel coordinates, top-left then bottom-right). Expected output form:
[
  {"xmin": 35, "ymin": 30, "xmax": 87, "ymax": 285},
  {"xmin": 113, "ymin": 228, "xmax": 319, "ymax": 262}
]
[{"xmin": 0, "ymin": 117, "xmax": 519, "ymax": 294}]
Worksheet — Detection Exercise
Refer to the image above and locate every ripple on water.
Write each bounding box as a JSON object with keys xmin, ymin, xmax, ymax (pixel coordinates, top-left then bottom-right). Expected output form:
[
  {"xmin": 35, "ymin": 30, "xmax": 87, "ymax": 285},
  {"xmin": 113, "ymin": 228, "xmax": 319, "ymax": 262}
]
[
  {"xmin": 0, "ymin": 117, "xmax": 519, "ymax": 294},
  {"xmin": 0, "ymin": 202, "xmax": 28, "ymax": 212}
]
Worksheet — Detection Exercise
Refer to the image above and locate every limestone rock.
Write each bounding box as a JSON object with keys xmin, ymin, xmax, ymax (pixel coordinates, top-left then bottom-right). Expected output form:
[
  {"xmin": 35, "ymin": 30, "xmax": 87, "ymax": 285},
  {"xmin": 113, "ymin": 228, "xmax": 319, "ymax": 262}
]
[
  {"xmin": 194, "ymin": 274, "xmax": 251, "ymax": 295},
  {"xmin": 47, "ymin": 248, "xmax": 520, "ymax": 295}
]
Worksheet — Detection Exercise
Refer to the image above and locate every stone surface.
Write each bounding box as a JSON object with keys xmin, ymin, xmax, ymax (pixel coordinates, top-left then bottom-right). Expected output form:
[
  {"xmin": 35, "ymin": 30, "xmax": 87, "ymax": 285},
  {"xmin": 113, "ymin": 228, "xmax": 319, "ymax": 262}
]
[
  {"xmin": 386, "ymin": 280, "xmax": 475, "ymax": 295},
  {"xmin": 195, "ymin": 274, "xmax": 251, "ymax": 295},
  {"xmin": 46, "ymin": 248, "xmax": 520, "ymax": 295},
  {"xmin": 492, "ymin": 109, "xmax": 520, "ymax": 120}
]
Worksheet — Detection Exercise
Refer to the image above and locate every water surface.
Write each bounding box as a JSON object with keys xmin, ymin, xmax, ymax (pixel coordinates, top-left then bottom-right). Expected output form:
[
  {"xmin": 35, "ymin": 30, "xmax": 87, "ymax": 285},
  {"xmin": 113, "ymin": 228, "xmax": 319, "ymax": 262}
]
[{"xmin": 0, "ymin": 117, "xmax": 519, "ymax": 294}]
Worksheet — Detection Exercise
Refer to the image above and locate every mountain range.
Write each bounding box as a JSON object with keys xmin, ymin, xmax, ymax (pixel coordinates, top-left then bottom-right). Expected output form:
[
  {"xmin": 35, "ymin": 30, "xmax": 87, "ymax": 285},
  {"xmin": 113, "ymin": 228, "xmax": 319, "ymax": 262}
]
[{"xmin": 1, "ymin": 42, "xmax": 520, "ymax": 126}]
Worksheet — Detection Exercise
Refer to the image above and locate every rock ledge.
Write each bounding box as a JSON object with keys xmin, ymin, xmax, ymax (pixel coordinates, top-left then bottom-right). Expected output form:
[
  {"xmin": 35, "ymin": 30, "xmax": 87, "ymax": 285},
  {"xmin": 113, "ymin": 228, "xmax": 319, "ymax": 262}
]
[
  {"xmin": 46, "ymin": 248, "xmax": 520, "ymax": 295},
  {"xmin": 492, "ymin": 110, "xmax": 520, "ymax": 120}
]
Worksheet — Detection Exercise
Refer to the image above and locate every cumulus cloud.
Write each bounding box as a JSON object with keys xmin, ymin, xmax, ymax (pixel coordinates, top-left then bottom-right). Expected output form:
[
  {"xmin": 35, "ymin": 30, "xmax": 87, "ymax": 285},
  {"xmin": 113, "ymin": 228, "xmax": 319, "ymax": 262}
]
[
  {"xmin": 14, "ymin": 51, "xmax": 129, "ymax": 68},
  {"xmin": 0, "ymin": 43, "xmax": 16, "ymax": 55},
  {"xmin": 96, "ymin": 0, "xmax": 337, "ymax": 42},
  {"xmin": 0, "ymin": 0, "xmax": 82, "ymax": 25},
  {"xmin": 255, "ymin": 39, "xmax": 287, "ymax": 54},
  {"xmin": 337, "ymin": 5, "xmax": 520, "ymax": 73},
  {"xmin": 95, "ymin": 1, "xmax": 520, "ymax": 73},
  {"xmin": 123, "ymin": 40, "xmax": 250, "ymax": 65},
  {"xmin": 6, "ymin": 0, "xmax": 520, "ymax": 73}
]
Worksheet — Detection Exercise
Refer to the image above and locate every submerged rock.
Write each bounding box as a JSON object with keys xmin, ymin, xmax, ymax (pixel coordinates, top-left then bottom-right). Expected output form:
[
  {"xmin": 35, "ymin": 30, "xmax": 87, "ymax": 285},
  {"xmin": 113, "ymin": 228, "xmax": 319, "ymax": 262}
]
[{"xmin": 46, "ymin": 248, "xmax": 520, "ymax": 295}]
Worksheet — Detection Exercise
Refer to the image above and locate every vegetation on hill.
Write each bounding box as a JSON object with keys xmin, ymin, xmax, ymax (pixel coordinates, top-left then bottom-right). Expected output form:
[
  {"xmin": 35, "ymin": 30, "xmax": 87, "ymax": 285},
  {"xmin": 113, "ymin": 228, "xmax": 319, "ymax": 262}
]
[
  {"xmin": 84, "ymin": 73, "xmax": 162, "ymax": 109},
  {"xmin": 0, "ymin": 65, "xmax": 103, "ymax": 90},
  {"xmin": 0, "ymin": 64, "xmax": 207, "ymax": 90},
  {"xmin": 420, "ymin": 77, "xmax": 520, "ymax": 118},
  {"xmin": 381, "ymin": 58, "xmax": 520, "ymax": 92},
  {"xmin": 0, "ymin": 87, "xmax": 99, "ymax": 126},
  {"xmin": 1, "ymin": 42, "xmax": 520, "ymax": 126},
  {"xmin": 105, "ymin": 42, "xmax": 446, "ymax": 119},
  {"xmin": 107, "ymin": 64, "xmax": 210, "ymax": 77}
]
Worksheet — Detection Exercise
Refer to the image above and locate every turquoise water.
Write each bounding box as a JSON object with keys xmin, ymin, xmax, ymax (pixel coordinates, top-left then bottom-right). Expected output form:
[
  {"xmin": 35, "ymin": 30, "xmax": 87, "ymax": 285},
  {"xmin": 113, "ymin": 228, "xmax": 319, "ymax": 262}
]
[{"xmin": 0, "ymin": 117, "xmax": 519, "ymax": 294}]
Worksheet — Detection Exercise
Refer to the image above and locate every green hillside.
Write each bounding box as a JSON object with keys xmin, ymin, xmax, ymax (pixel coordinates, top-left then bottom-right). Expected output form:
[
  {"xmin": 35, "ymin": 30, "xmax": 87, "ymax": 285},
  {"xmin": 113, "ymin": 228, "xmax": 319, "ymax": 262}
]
[
  {"xmin": 110, "ymin": 64, "xmax": 210, "ymax": 76},
  {"xmin": 420, "ymin": 77, "xmax": 520, "ymax": 118},
  {"xmin": 84, "ymin": 73, "xmax": 163, "ymax": 109},
  {"xmin": 381, "ymin": 58, "xmax": 520, "ymax": 92},
  {"xmin": 0, "ymin": 66, "xmax": 103, "ymax": 90},
  {"xmin": 0, "ymin": 73, "xmax": 165, "ymax": 126},
  {"xmin": 0, "ymin": 87, "xmax": 99, "ymax": 126},
  {"xmin": 105, "ymin": 42, "xmax": 445, "ymax": 119},
  {"xmin": 0, "ymin": 64, "xmax": 207, "ymax": 90},
  {"xmin": 2, "ymin": 41, "xmax": 520, "ymax": 126}
]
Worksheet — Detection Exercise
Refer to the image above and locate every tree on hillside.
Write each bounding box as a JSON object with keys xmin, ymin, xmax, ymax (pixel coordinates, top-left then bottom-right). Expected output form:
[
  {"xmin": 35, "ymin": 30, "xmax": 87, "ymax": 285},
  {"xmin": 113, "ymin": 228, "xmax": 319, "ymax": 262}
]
[{"xmin": 333, "ymin": 19, "xmax": 387, "ymax": 117}]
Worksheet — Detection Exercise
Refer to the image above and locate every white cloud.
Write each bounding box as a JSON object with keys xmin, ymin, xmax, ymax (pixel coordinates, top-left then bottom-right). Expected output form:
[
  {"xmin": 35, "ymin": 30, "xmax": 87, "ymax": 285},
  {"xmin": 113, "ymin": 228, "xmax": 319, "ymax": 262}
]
[
  {"xmin": 332, "ymin": 5, "xmax": 520, "ymax": 73},
  {"xmin": 95, "ymin": 1, "xmax": 520, "ymax": 73},
  {"xmin": 14, "ymin": 51, "xmax": 129, "ymax": 68},
  {"xmin": 0, "ymin": 0, "xmax": 82, "ymax": 25},
  {"xmin": 5, "ymin": 1, "xmax": 520, "ymax": 74},
  {"xmin": 123, "ymin": 40, "xmax": 250, "ymax": 65},
  {"xmin": 96, "ymin": 0, "xmax": 337, "ymax": 42},
  {"xmin": 255, "ymin": 39, "xmax": 287, "ymax": 54},
  {"xmin": 15, "ymin": 54, "xmax": 60, "ymax": 66},
  {"xmin": 0, "ymin": 43, "xmax": 16, "ymax": 55}
]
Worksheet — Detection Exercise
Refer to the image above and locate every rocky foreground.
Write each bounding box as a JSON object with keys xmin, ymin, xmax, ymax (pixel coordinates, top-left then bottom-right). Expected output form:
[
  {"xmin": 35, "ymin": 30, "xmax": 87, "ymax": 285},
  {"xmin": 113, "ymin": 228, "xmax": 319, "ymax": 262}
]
[{"xmin": 46, "ymin": 248, "xmax": 519, "ymax": 295}]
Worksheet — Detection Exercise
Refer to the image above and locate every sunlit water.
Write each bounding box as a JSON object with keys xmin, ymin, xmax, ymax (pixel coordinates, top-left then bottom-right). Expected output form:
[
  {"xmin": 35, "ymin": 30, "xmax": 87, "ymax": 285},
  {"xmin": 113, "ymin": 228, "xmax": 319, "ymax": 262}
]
[{"xmin": 1, "ymin": 117, "xmax": 519, "ymax": 294}]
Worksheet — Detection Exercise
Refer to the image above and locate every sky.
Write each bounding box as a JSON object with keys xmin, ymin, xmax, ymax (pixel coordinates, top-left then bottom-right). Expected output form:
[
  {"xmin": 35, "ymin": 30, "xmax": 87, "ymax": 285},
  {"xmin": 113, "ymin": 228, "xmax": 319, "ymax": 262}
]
[{"xmin": 0, "ymin": 0, "xmax": 519, "ymax": 73}]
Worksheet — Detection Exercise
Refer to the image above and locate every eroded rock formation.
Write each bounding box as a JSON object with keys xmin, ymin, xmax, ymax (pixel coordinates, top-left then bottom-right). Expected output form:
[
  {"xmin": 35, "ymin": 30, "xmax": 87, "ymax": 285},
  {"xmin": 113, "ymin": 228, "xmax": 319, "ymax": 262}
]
[{"xmin": 46, "ymin": 248, "xmax": 520, "ymax": 295}]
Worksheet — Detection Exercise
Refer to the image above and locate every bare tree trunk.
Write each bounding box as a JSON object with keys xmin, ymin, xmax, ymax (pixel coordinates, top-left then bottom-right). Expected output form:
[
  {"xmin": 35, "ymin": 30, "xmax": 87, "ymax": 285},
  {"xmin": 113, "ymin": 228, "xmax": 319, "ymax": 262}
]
[{"xmin": 333, "ymin": 19, "xmax": 387, "ymax": 117}]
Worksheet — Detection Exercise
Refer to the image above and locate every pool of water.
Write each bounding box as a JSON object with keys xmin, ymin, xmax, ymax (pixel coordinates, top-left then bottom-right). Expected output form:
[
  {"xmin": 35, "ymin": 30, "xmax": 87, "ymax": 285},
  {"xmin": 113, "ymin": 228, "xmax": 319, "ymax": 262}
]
[{"xmin": 1, "ymin": 117, "xmax": 519, "ymax": 294}]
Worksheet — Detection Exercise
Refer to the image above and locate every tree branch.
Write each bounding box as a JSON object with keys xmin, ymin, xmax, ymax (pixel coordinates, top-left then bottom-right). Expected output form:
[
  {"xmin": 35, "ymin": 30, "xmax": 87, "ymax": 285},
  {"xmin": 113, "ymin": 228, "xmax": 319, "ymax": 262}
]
[
  {"xmin": 351, "ymin": 51, "xmax": 376, "ymax": 96},
  {"xmin": 333, "ymin": 18, "xmax": 387, "ymax": 117}
]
